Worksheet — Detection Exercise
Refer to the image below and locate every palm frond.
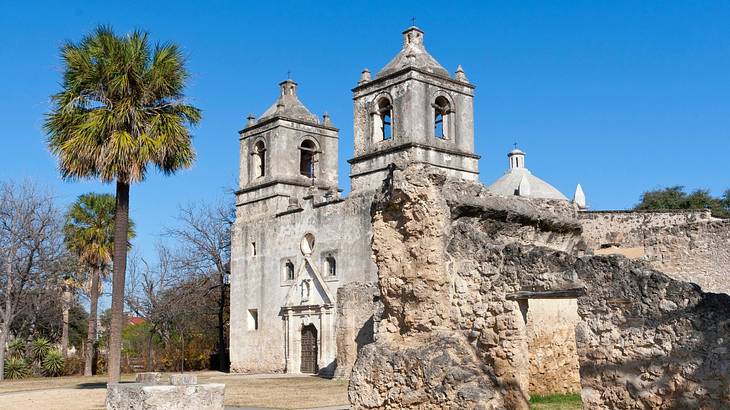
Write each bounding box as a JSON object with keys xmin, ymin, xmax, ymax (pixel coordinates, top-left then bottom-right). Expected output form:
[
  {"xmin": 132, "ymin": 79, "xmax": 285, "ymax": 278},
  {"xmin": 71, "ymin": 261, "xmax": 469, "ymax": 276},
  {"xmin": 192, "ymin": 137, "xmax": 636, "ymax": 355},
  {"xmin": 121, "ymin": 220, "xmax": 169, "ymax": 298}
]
[{"xmin": 45, "ymin": 25, "xmax": 201, "ymax": 184}]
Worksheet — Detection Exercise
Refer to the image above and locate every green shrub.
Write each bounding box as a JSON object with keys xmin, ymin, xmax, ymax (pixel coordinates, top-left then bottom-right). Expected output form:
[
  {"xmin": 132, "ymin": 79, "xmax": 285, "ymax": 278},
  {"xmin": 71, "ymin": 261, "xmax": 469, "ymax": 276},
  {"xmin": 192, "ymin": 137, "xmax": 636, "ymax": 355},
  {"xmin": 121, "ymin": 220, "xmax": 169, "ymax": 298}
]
[
  {"xmin": 41, "ymin": 349, "xmax": 65, "ymax": 376},
  {"xmin": 30, "ymin": 337, "xmax": 52, "ymax": 362},
  {"xmin": 4, "ymin": 356, "xmax": 30, "ymax": 379},
  {"xmin": 7, "ymin": 339, "xmax": 25, "ymax": 359}
]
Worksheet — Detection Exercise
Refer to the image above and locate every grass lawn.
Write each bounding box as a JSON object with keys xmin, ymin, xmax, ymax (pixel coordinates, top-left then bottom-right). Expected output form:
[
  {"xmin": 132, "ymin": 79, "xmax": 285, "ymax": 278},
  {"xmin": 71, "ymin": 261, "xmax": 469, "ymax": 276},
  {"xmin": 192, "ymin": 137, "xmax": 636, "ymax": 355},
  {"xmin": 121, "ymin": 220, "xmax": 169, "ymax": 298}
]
[{"xmin": 529, "ymin": 393, "xmax": 583, "ymax": 410}]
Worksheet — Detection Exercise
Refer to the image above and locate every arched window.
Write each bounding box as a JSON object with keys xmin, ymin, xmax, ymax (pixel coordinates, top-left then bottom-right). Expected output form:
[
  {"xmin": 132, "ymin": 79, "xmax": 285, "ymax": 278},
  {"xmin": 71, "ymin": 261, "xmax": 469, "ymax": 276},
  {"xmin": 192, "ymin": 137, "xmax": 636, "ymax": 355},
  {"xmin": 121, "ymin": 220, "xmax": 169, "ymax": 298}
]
[
  {"xmin": 253, "ymin": 140, "xmax": 266, "ymax": 178},
  {"xmin": 285, "ymin": 260, "xmax": 295, "ymax": 281},
  {"xmin": 325, "ymin": 255, "xmax": 336, "ymax": 277},
  {"xmin": 373, "ymin": 97, "xmax": 393, "ymax": 142},
  {"xmin": 299, "ymin": 140, "xmax": 316, "ymax": 178},
  {"xmin": 434, "ymin": 96, "xmax": 450, "ymax": 140}
]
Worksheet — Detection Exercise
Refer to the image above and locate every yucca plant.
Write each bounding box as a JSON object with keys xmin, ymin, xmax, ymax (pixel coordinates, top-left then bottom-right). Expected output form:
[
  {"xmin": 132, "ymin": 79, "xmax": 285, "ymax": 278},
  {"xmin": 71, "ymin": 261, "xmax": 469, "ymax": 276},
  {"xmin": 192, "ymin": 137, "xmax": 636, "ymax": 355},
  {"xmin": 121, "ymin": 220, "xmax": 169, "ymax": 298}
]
[
  {"xmin": 4, "ymin": 357, "xmax": 30, "ymax": 380},
  {"xmin": 7, "ymin": 339, "xmax": 25, "ymax": 359},
  {"xmin": 30, "ymin": 337, "xmax": 52, "ymax": 363},
  {"xmin": 42, "ymin": 349, "xmax": 65, "ymax": 376}
]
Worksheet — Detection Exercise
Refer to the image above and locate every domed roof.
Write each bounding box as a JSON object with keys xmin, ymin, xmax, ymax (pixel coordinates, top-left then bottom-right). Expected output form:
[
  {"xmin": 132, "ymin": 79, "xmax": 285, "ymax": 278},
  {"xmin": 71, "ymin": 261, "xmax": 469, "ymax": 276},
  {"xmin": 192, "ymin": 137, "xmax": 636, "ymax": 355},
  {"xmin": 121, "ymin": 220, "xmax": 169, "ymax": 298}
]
[
  {"xmin": 488, "ymin": 148, "xmax": 568, "ymax": 201},
  {"xmin": 489, "ymin": 169, "xmax": 568, "ymax": 200},
  {"xmin": 376, "ymin": 27, "xmax": 450, "ymax": 79},
  {"xmin": 258, "ymin": 79, "xmax": 319, "ymax": 124}
]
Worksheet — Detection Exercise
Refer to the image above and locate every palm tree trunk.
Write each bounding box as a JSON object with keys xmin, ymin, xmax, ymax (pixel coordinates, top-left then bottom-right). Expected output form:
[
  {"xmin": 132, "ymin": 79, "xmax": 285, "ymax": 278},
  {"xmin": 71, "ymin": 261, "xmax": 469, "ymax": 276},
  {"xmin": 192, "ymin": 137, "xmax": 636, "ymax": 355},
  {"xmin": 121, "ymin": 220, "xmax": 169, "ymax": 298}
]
[
  {"xmin": 0, "ymin": 324, "xmax": 8, "ymax": 381},
  {"xmin": 61, "ymin": 283, "xmax": 71, "ymax": 358},
  {"xmin": 217, "ymin": 271, "xmax": 226, "ymax": 371},
  {"xmin": 108, "ymin": 181, "xmax": 130, "ymax": 384},
  {"xmin": 84, "ymin": 267, "xmax": 100, "ymax": 376}
]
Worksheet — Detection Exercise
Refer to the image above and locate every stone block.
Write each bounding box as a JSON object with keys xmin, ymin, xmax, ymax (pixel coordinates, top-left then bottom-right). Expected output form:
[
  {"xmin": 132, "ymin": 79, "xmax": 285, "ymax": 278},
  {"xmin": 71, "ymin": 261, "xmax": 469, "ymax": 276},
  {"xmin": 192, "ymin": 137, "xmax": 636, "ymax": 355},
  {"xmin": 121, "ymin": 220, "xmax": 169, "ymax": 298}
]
[
  {"xmin": 106, "ymin": 375, "xmax": 224, "ymax": 410},
  {"xmin": 169, "ymin": 374, "xmax": 198, "ymax": 385},
  {"xmin": 136, "ymin": 372, "xmax": 161, "ymax": 384}
]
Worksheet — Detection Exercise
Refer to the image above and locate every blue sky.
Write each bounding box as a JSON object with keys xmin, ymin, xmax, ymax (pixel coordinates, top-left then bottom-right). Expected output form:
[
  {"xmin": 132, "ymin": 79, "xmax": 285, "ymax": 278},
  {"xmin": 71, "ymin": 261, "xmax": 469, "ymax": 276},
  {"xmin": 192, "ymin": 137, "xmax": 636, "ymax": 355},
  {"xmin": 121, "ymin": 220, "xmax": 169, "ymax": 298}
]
[{"xmin": 1, "ymin": 1, "xmax": 729, "ymax": 265}]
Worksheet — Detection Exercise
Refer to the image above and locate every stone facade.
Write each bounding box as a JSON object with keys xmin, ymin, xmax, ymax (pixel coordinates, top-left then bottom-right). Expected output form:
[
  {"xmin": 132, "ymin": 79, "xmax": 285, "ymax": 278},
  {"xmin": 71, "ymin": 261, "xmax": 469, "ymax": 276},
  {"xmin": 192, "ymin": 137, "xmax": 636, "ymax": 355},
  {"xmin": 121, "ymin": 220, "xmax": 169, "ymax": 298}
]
[
  {"xmin": 230, "ymin": 26, "xmax": 477, "ymax": 376},
  {"xmin": 580, "ymin": 210, "xmax": 730, "ymax": 295}
]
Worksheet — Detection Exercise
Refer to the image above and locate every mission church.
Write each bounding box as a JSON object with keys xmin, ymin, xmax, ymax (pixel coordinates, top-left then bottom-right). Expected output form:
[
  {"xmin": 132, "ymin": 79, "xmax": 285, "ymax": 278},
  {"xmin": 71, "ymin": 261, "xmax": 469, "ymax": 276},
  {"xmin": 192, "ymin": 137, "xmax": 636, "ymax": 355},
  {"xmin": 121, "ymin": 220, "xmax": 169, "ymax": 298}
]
[{"xmin": 229, "ymin": 26, "xmax": 586, "ymax": 376}]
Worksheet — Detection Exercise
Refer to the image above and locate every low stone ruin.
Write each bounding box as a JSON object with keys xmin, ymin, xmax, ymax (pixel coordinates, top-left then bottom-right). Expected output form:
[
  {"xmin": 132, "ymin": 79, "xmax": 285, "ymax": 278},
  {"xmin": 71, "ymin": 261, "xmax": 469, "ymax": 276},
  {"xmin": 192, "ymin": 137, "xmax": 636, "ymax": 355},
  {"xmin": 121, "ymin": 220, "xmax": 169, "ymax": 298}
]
[
  {"xmin": 348, "ymin": 164, "xmax": 730, "ymax": 409},
  {"xmin": 334, "ymin": 282, "xmax": 382, "ymax": 379},
  {"xmin": 106, "ymin": 372, "xmax": 225, "ymax": 410}
]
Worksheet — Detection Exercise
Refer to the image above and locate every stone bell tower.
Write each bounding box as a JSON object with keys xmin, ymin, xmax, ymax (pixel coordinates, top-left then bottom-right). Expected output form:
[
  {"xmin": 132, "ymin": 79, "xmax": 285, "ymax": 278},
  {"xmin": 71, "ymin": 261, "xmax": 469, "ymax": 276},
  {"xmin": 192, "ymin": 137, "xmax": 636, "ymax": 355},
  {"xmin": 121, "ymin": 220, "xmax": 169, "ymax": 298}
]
[
  {"xmin": 236, "ymin": 79, "xmax": 339, "ymax": 217},
  {"xmin": 349, "ymin": 26, "xmax": 480, "ymax": 192}
]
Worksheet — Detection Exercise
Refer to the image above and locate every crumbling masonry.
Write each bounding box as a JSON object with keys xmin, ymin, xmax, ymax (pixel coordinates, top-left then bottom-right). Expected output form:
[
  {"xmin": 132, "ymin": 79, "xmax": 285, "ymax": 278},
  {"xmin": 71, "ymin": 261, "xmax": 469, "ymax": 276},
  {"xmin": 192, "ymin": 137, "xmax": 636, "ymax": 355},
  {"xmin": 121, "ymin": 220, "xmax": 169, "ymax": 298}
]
[{"xmin": 348, "ymin": 165, "xmax": 730, "ymax": 409}]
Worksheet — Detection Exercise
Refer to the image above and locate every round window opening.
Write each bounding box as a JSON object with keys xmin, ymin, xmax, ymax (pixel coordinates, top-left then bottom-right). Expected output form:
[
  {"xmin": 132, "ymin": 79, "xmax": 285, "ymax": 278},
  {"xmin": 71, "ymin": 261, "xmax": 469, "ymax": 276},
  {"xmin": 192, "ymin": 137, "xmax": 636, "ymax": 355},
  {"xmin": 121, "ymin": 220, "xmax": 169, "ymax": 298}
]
[{"xmin": 300, "ymin": 233, "xmax": 315, "ymax": 256}]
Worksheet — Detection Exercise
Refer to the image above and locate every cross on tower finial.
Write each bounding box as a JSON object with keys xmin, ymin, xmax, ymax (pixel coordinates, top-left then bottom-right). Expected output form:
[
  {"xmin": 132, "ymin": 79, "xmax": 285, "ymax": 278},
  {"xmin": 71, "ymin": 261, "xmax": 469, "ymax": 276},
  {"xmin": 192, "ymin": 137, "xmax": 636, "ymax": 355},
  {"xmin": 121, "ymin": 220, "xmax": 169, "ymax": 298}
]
[
  {"xmin": 513, "ymin": 142, "xmax": 518, "ymax": 149},
  {"xmin": 411, "ymin": 17, "xmax": 416, "ymax": 26},
  {"xmin": 287, "ymin": 70, "xmax": 291, "ymax": 80}
]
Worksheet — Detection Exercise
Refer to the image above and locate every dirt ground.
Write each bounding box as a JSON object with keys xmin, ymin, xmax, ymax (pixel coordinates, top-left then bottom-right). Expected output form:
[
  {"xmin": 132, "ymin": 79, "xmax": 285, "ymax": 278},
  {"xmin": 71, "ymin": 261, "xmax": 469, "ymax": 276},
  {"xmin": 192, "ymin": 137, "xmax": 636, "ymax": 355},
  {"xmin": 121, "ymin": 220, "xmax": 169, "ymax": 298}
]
[
  {"xmin": 0, "ymin": 372, "xmax": 580, "ymax": 410},
  {"xmin": 0, "ymin": 372, "xmax": 349, "ymax": 410}
]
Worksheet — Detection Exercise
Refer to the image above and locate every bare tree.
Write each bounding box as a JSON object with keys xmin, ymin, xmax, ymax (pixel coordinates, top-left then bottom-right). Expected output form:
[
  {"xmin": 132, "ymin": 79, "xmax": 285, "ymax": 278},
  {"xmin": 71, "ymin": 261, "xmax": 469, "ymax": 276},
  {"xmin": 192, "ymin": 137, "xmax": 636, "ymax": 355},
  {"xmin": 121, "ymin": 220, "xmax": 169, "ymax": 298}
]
[
  {"xmin": 164, "ymin": 200, "xmax": 232, "ymax": 371},
  {"xmin": 0, "ymin": 181, "xmax": 63, "ymax": 380},
  {"xmin": 126, "ymin": 244, "xmax": 218, "ymax": 372},
  {"xmin": 126, "ymin": 247, "xmax": 182, "ymax": 370}
]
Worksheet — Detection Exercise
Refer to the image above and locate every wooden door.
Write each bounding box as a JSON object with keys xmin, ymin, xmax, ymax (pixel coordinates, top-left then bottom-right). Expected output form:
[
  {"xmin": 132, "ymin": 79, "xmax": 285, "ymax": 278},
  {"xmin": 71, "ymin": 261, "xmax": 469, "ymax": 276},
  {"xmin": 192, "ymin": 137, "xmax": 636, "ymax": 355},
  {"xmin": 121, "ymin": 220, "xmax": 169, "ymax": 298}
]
[{"xmin": 300, "ymin": 324, "xmax": 318, "ymax": 374}]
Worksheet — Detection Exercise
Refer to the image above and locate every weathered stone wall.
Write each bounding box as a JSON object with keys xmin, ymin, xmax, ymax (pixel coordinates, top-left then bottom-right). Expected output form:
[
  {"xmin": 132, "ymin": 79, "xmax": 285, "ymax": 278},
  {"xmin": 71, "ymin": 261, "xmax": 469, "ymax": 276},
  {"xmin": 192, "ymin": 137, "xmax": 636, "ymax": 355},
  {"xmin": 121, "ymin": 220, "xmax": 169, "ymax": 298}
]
[
  {"xmin": 350, "ymin": 164, "xmax": 730, "ymax": 409},
  {"xmin": 573, "ymin": 255, "xmax": 730, "ymax": 409},
  {"xmin": 334, "ymin": 282, "xmax": 381, "ymax": 379},
  {"xmin": 349, "ymin": 165, "xmax": 584, "ymax": 409},
  {"xmin": 526, "ymin": 299, "xmax": 581, "ymax": 395},
  {"xmin": 579, "ymin": 210, "xmax": 730, "ymax": 295}
]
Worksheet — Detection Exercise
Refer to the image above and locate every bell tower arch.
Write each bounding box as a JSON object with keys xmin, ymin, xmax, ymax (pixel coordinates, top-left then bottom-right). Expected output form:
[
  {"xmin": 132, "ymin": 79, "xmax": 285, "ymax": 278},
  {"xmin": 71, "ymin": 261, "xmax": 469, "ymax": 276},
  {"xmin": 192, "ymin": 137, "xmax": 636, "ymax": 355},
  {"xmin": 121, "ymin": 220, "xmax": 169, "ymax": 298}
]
[
  {"xmin": 349, "ymin": 26, "xmax": 480, "ymax": 192},
  {"xmin": 236, "ymin": 79, "xmax": 339, "ymax": 217}
]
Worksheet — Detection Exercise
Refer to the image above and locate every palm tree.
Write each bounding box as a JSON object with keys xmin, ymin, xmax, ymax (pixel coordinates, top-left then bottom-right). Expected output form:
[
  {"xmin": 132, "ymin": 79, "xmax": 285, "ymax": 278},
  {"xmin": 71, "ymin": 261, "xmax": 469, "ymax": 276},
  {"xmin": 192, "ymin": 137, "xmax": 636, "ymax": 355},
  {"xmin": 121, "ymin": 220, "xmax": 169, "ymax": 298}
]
[
  {"xmin": 64, "ymin": 193, "xmax": 134, "ymax": 376},
  {"xmin": 45, "ymin": 26, "xmax": 201, "ymax": 383}
]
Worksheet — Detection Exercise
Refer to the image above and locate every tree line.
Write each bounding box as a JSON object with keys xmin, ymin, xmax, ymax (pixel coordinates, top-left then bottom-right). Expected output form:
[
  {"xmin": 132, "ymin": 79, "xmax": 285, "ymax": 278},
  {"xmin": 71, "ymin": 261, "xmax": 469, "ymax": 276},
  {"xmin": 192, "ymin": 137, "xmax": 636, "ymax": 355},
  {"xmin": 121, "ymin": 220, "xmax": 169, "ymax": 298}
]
[
  {"xmin": 635, "ymin": 186, "xmax": 730, "ymax": 218},
  {"xmin": 0, "ymin": 181, "xmax": 231, "ymax": 380}
]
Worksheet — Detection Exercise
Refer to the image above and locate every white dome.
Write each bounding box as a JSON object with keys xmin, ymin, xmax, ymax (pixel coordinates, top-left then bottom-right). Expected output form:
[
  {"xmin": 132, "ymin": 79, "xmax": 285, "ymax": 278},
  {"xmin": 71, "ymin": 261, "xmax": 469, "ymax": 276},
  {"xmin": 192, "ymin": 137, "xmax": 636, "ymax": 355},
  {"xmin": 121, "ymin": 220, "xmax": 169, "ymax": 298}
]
[{"xmin": 489, "ymin": 168, "xmax": 567, "ymax": 200}]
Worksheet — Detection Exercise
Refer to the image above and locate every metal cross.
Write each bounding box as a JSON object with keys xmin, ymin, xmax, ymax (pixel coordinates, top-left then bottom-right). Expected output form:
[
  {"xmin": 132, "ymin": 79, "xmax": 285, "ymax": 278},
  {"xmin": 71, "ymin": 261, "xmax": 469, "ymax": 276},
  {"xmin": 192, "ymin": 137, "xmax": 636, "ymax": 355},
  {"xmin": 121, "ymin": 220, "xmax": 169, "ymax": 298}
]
[
  {"xmin": 411, "ymin": 17, "xmax": 416, "ymax": 26},
  {"xmin": 513, "ymin": 142, "xmax": 518, "ymax": 149},
  {"xmin": 287, "ymin": 70, "xmax": 291, "ymax": 80}
]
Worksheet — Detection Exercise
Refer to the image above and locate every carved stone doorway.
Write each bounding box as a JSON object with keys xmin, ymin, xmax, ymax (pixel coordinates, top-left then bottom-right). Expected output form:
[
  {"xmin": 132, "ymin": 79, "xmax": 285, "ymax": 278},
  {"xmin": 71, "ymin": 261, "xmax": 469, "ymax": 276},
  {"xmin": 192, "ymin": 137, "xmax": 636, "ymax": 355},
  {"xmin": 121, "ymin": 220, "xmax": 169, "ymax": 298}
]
[{"xmin": 300, "ymin": 324, "xmax": 318, "ymax": 374}]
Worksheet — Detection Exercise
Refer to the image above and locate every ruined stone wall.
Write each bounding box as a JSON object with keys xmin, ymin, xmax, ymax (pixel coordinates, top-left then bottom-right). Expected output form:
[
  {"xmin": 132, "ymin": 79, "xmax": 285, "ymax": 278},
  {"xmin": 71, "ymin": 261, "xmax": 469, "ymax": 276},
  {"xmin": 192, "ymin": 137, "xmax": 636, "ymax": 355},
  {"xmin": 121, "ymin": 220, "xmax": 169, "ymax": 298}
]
[
  {"xmin": 349, "ymin": 165, "xmax": 584, "ymax": 409},
  {"xmin": 350, "ymin": 165, "xmax": 730, "ymax": 409},
  {"xmin": 334, "ymin": 282, "xmax": 381, "ymax": 379},
  {"xmin": 526, "ymin": 299, "xmax": 581, "ymax": 395},
  {"xmin": 579, "ymin": 210, "xmax": 730, "ymax": 294}
]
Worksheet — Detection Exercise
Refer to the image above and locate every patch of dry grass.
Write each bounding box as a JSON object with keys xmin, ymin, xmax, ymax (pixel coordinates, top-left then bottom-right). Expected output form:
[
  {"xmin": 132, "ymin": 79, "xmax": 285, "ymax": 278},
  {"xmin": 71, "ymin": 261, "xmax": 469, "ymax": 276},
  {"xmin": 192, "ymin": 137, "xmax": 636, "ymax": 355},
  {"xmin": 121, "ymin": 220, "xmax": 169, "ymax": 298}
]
[
  {"xmin": 529, "ymin": 393, "xmax": 583, "ymax": 410},
  {"xmin": 207, "ymin": 374, "xmax": 349, "ymax": 409}
]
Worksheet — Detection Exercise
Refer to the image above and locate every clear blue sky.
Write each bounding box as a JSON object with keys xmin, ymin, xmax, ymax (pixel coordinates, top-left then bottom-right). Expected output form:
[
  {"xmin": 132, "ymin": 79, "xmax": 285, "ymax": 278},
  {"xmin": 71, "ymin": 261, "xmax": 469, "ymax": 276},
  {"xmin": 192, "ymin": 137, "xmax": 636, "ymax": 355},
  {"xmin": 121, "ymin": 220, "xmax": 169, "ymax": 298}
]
[{"xmin": 2, "ymin": 1, "xmax": 729, "ymax": 263}]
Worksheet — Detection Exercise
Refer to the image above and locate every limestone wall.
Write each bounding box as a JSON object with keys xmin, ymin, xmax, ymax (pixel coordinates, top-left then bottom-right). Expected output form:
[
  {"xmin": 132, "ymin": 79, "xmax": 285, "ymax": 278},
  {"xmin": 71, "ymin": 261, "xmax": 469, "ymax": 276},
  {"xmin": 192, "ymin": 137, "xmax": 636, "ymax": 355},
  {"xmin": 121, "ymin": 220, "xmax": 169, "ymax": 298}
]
[
  {"xmin": 573, "ymin": 255, "xmax": 730, "ymax": 409},
  {"xmin": 579, "ymin": 210, "xmax": 730, "ymax": 294},
  {"xmin": 526, "ymin": 299, "xmax": 581, "ymax": 395},
  {"xmin": 349, "ymin": 165, "xmax": 584, "ymax": 409},
  {"xmin": 334, "ymin": 282, "xmax": 381, "ymax": 379},
  {"xmin": 349, "ymin": 165, "xmax": 730, "ymax": 409}
]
